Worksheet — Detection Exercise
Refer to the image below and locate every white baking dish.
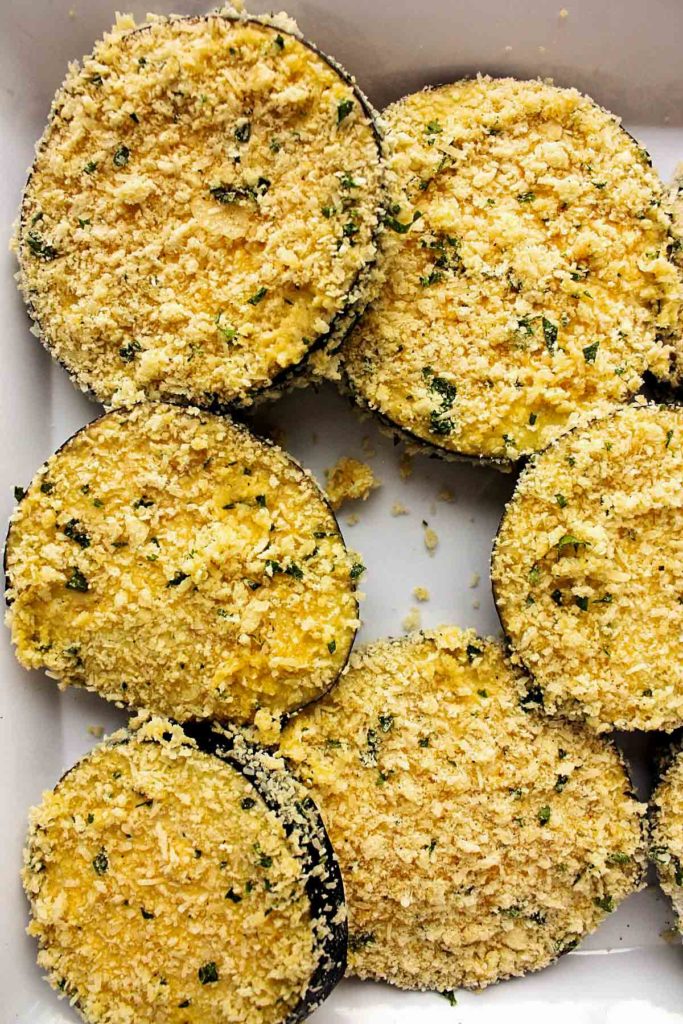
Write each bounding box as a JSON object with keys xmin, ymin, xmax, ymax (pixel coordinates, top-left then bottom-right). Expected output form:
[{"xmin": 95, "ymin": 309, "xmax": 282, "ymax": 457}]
[{"xmin": 1, "ymin": 1, "xmax": 682, "ymax": 1020}]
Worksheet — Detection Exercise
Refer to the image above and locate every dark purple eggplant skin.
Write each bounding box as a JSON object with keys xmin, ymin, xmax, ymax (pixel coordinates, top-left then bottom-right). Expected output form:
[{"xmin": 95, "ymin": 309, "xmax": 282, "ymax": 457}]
[
  {"xmin": 32, "ymin": 722, "xmax": 347, "ymax": 1024},
  {"xmin": 4, "ymin": 402, "xmax": 360, "ymax": 722},
  {"xmin": 16, "ymin": 13, "xmax": 385, "ymax": 413}
]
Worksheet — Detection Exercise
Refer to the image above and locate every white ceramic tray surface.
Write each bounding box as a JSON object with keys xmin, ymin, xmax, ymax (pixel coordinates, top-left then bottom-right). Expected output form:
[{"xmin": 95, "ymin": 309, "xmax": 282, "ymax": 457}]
[{"xmin": 1, "ymin": 1, "xmax": 683, "ymax": 1021}]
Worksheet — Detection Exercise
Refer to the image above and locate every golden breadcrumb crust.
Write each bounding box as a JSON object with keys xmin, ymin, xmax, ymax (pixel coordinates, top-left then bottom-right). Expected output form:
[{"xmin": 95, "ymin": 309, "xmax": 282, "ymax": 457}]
[
  {"xmin": 651, "ymin": 748, "xmax": 683, "ymax": 929},
  {"xmin": 16, "ymin": 13, "xmax": 384, "ymax": 409},
  {"xmin": 343, "ymin": 76, "xmax": 680, "ymax": 464},
  {"xmin": 5, "ymin": 403, "xmax": 358, "ymax": 722},
  {"xmin": 325, "ymin": 457, "xmax": 379, "ymax": 509},
  {"xmin": 492, "ymin": 402, "xmax": 683, "ymax": 732},
  {"xmin": 280, "ymin": 627, "xmax": 645, "ymax": 991},
  {"xmin": 22, "ymin": 719, "xmax": 318, "ymax": 1024}
]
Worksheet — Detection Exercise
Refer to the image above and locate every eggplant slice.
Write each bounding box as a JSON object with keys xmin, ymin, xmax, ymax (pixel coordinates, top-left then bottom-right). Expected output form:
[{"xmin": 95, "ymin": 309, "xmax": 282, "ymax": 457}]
[
  {"xmin": 280, "ymin": 627, "xmax": 646, "ymax": 992},
  {"xmin": 22, "ymin": 718, "xmax": 346, "ymax": 1024},
  {"xmin": 342, "ymin": 76, "xmax": 680, "ymax": 467},
  {"xmin": 5, "ymin": 403, "xmax": 359, "ymax": 723},
  {"xmin": 15, "ymin": 13, "xmax": 384, "ymax": 410},
  {"xmin": 492, "ymin": 402, "xmax": 683, "ymax": 732}
]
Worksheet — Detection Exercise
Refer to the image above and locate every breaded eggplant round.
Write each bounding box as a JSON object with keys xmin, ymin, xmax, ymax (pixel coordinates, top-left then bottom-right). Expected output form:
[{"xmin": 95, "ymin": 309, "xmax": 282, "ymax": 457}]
[
  {"xmin": 651, "ymin": 746, "xmax": 683, "ymax": 929},
  {"xmin": 343, "ymin": 76, "xmax": 680, "ymax": 465},
  {"xmin": 16, "ymin": 13, "xmax": 384, "ymax": 409},
  {"xmin": 22, "ymin": 717, "xmax": 346, "ymax": 1024},
  {"xmin": 280, "ymin": 627, "xmax": 645, "ymax": 991},
  {"xmin": 492, "ymin": 403, "xmax": 683, "ymax": 732},
  {"xmin": 5, "ymin": 403, "xmax": 359, "ymax": 723}
]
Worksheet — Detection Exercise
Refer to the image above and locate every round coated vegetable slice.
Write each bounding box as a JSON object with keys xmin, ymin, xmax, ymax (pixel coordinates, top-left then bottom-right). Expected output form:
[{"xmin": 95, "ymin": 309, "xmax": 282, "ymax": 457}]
[
  {"xmin": 651, "ymin": 746, "xmax": 683, "ymax": 930},
  {"xmin": 343, "ymin": 76, "xmax": 680, "ymax": 466},
  {"xmin": 16, "ymin": 13, "xmax": 384, "ymax": 409},
  {"xmin": 492, "ymin": 402, "xmax": 683, "ymax": 732},
  {"xmin": 22, "ymin": 717, "xmax": 346, "ymax": 1024},
  {"xmin": 280, "ymin": 627, "xmax": 645, "ymax": 992},
  {"xmin": 5, "ymin": 403, "xmax": 359, "ymax": 722}
]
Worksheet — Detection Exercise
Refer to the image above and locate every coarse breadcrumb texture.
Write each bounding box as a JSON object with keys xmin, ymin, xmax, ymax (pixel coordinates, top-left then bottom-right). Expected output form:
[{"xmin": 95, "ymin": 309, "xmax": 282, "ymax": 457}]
[
  {"xmin": 16, "ymin": 13, "xmax": 383, "ymax": 409},
  {"xmin": 492, "ymin": 403, "xmax": 683, "ymax": 732},
  {"xmin": 279, "ymin": 627, "xmax": 646, "ymax": 991},
  {"xmin": 5, "ymin": 403, "xmax": 358, "ymax": 722},
  {"xmin": 22, "ymin": 719, "xmax": 316, "ymax": 1024},
  {"xmin": 665, "ymin": 163, "xmax": 683, "ymax": 383},
  {"xmin": 651, "ymin": 749, "xmax": 683, "ymax": 929},
  {"xmin": 325, "ymin": 457, "xmax": 379, "ymax": 509},
  {"xmin": 343, "ymin": 77, "xmax": 680, "ymax": 463}
]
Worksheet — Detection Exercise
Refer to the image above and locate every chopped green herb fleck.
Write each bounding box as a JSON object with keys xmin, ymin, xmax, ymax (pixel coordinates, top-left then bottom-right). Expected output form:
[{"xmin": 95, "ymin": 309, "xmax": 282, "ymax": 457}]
[
  {"xmin": 542, "ymin": 316, "xmax": 558, "ymax": 352},
  {"xmin": 14, "ymin": 486, "xmax": 26, "ymax": 502},
  {"xmin": 538, "ymin": 805, "xmax": 551, "ymax": 826},
  {"xmin": 198, "ymin": 962, "xmax": 219, "ymax": 985},
  {"xmin": 92, "ymin": 849, "xmax": 108, "ymax": 874},
  {"xmin": 350, "ymin": 562, "xmax": 366, "ymax": 580},
  {"xmin": 247, "ymin": 286, "xmax": 268, "ymax": 306},
  {"xmin": 337, "ymin": 99, "xmax": 354, "ymax": 124},
  {"xmin": 517, "ymin": 191, "xmax": 536, "ymax": 203},
  {"xmin": 84, "ymin": 161, "xmax": 98, "ymax": 175},
  {"xmin": 556, "ymin": 494, "xmax": 567, "ymax": 508},
  {"xmin": 62, "ymin": 519, "xmax": 91, "ymax": 548},
  {"xmin": 583, "ymin": 341, "xmax": 599, "ymax": 364},
  {"xmin": 66, "ymin": 568, "xmax": 89, "ymax": 593},
  {"xmin": 235, "ymin": 121, "xmax": 251, "ymax": 143},
  {"xmin": 166, "ymin": 571, "xmax": 189, "ymax": 588},
  {"xmin": 113, "ymin": 145, "xmax": 130, "ymax": 167},
  {"xmin": 328, "ymin": 639, "xmax": 337, "ymax": 654},
  {"xmin": 378, "ymin": 713, "xmax": 394, "ymax": 733}
]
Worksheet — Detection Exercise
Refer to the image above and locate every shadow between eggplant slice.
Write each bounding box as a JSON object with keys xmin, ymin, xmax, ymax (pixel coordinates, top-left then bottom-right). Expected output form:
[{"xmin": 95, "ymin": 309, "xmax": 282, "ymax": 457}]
[{"xmin": 16, "ymin": 13, "xmax": 385, "ymax": 413}]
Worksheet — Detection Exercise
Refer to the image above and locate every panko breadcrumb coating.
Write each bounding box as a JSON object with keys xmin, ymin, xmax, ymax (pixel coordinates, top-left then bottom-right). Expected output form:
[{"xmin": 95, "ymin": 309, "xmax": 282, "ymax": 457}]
[
  {"xmin": 343, "ymin": 76, "xmax": 680, "ymax": 464},
  {"xmin": 22, "ymin": 717, "xmax": 346, "ymax": 1024},
  {"xmin": 492, "ymin": 403, "xmax": 683, "ymax": 732},
  {"xmin": 5, "ymin": 403, "xmax": 359, "ymax": 723},
  {"xmin": 325, "ymin": 457, "xmax": 379, "ymax": 509},
  {"xmin": 16, "ymin": 13, "xmax": 384, "ymax": 409},
  {"xmin": 280, "ymin": 627, "xmax": 646, "ymax": 992},
  {"xmin": 651, "ymin": 747, "xmax": 683, "ymax": 930}
]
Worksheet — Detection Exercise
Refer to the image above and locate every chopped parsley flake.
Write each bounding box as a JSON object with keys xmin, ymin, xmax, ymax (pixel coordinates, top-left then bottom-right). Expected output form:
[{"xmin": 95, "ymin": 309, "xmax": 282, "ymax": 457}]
[
  {"xmin": 583, "ymin": 341, "xmax": 599, "ymax": 363},
  {"xmin": 247, "ymin": 286, "xmax": 268, "ymax": 306},
  {"xmin": 337, "ymin": 99, "xmax": 354, "ymax": 124},
  {"xmin": 113, "ymin": 145, "xmax": 130, "ymax": 167},
  {"xmin": 198, "ymin": 962, "xmax": 219, "ymax": 985}
]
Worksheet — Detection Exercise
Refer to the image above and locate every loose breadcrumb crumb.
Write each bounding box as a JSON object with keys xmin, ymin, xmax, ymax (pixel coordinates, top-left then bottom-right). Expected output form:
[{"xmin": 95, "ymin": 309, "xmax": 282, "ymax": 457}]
[
  {"xmin": 346, "ymin": 513, "xmax": 360, "ymax": 526},
  {"xmin": 399, "ymin": 452, "xmax": 413, "ymax": 479},
  {"xmin": 412, "ymin": 586, "xmax": 430, "ymax": 602},
  {"xmin": 469, "ymin": 573, "xmax": 480, "ymax": 589},
  {"xmin": 437, "ymin": 487, "xmax": 455, "ymax": 503},
  {"xmin": 325, "ymin": 457, "xmax": 380, "ymax": 510},
  {"xmin": 87, "ymin": 725, "xmax": 104, "ymax": 738},
  {"xmin": 391, "ymin": 502, "xmax": 409, "ymax": 516},
  {"xmin": 423, "ymin": 524, "xmax": 439, "ymax": 554},
  {"xmin": 402, "ymin": 607, "xmax": 421, "ymax": 631}
]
